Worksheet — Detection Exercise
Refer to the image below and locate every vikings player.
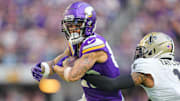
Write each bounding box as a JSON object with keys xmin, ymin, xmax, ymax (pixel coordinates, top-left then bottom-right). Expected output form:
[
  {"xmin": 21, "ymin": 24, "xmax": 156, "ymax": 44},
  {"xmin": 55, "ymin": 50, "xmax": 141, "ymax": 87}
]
[
  {"xmin": 84, "ymin": 32, "xmax": 180, "ymax": 101},
  {"xmin": 31, "ymin": 1, "xmax": 124, "ymax": 101}
]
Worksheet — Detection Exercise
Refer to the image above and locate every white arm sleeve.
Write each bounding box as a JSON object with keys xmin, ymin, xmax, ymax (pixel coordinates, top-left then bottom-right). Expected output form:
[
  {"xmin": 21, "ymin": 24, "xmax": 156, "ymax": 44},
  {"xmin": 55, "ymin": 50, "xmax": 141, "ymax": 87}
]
[{"xmin": 131, "ymin": 58, "xmax": 157, "ymax": 74}]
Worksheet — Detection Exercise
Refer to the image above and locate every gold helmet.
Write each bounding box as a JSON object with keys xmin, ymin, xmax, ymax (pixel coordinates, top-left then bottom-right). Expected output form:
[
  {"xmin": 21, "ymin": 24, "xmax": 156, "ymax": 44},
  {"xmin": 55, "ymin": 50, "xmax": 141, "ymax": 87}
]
[{"xmin": 134, "ymin": 32, "xmax": 175, "ymax": 60}]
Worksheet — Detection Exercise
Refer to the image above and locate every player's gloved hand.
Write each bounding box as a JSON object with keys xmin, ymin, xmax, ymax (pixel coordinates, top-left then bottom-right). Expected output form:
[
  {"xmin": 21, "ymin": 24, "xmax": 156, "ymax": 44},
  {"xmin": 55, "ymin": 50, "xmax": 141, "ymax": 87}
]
[{"xmin": 31, "ymin": 62, "xmax": 43, "ymax": 82}]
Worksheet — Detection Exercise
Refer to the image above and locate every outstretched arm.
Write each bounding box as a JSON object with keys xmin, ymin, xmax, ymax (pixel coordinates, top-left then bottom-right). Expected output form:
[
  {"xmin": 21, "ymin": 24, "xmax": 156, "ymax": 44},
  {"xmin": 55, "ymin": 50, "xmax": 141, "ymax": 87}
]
[
  {"xmin": 84, "ymin": 74, "xmax": 135, "ymax": 92},
  {"xmin": 84, "ymin": 72, "xmax": 153, "ymax": 91}
]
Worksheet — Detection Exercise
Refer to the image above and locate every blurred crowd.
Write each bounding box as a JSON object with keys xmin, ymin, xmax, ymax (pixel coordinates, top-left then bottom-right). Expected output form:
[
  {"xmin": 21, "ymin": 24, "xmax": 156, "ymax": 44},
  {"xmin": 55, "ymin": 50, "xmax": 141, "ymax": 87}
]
[
  {"xmin": 0, "ymin": 0, "xmax": 180, "ymax": 101},
  {"xmin": 0, "ymin": 0, "xmax": 179, "ymax": 70},
  {"xmin": 115, "ymin": 0, "xmax": 180, "ymax": 72},
  {"xmin": 0, "ymin": 0, "xmax": 121, "ymax": 65}
]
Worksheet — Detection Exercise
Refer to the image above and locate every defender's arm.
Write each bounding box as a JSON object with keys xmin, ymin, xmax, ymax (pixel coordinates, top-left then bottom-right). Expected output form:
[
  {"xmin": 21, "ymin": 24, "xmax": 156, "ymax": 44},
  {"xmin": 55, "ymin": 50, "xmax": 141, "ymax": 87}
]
[
  {"xmin": 84, "ymin": 72, "xmax": 154, "ymax": 91},
  {"xmin": 54, "ymin": 51, "xmax": 107, "ymax": 82}
]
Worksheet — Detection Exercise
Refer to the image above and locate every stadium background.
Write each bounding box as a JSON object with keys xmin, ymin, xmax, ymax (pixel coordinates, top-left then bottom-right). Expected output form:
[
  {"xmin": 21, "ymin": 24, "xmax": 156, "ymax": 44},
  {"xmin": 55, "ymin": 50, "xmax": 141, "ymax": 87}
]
[{"xmin": 0, "ymin": 0, "xmax": 180, "ymax": 101}]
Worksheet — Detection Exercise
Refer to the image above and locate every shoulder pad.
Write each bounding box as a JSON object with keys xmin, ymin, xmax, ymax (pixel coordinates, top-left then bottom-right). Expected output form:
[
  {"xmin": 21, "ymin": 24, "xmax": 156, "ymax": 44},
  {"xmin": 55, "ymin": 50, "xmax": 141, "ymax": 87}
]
[
  {"xmin": 81, "ymin": 35, "xmax": 105, "ymax": 54},
  {"xmin": 131, "ymin": 58, "xmax": 157, "ymax": 74}
]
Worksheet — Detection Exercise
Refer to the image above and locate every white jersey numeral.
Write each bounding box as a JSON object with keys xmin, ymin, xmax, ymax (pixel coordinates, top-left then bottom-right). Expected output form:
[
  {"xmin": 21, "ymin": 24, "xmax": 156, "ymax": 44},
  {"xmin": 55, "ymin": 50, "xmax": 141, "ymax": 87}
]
[
  {"xmin": 173, "ymin": 68, "xmax": 180, "ymax": 81},
  {"xmin": 106, "ymin": 42, "xmax": 119, "ymax": 68}
]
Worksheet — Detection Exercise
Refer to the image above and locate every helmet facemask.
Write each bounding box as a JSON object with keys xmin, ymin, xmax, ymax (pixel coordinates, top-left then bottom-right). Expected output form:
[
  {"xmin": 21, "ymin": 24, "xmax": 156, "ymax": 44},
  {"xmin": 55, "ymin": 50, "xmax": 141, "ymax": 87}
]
[
  {"xmin": 62, "ymin": 17, "xmax": 87, "ymax": 45},
  {"xmin": 134, "ymin": 46, "xmax": 148, "ymax": 59}
]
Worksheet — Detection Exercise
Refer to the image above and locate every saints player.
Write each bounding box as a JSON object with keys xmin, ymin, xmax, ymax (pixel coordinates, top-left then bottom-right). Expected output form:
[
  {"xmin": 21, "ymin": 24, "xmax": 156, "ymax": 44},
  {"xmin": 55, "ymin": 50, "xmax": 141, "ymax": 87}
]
[
  {"xmin": 31, "ymin": 1, "xmax": 124, "ymax": 101},
  {"xmin": 84, "ymin": 32, "xmax": 180, "ymax": 101}
]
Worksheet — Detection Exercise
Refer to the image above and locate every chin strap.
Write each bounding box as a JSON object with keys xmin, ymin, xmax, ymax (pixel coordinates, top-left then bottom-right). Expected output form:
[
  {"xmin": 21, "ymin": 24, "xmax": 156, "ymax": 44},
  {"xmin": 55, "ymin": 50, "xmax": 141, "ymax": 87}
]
[{"xmin": 69, "ymin": 33, "xmax": 84, "ymax": 45}]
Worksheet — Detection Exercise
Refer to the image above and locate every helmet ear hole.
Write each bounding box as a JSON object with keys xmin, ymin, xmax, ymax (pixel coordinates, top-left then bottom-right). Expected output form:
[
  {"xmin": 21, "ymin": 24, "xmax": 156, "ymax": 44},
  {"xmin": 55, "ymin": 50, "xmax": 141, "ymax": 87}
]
[
  {"xmin": 153, "ymin": 48, "xmax": 156, "ymax": 53},
  {"xmin": 148, "ymin": 50, "xmax": 152, "ymax": 56}
]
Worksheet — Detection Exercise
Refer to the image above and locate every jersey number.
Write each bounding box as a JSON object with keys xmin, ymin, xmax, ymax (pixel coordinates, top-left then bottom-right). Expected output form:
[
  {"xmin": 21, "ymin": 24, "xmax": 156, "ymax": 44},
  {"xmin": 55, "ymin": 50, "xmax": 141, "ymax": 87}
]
[
  {"xmin": 173, "ymin": 69, "xmax": 180, "ymax": 80},
  {"xmin": 106, "ymin": 42, "xmax": 119, "ymax": 67}
]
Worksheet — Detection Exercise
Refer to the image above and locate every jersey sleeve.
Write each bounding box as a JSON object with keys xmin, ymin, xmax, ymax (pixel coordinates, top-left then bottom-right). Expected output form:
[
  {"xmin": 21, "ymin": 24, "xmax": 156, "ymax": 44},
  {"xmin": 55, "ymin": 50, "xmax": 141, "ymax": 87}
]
[
  {"xmin": 131, "ymin": 58, "xmax": 155, "ymax": 74},
  {"xmin": 80, "ymin": 36, "xmax": 106, "ymax": 56}
]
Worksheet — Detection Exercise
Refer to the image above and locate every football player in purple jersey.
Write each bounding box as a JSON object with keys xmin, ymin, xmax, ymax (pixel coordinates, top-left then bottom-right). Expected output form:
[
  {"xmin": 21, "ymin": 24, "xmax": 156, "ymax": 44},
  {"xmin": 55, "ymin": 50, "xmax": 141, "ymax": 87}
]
[{"xmin": 31, "ymin": 1, "xmax": 124, "ymax": 101}]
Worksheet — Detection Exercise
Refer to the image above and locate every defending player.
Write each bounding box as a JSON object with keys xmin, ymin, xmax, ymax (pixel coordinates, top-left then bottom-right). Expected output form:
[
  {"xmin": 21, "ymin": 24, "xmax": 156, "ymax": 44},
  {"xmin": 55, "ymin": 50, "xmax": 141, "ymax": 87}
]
[
  {"xmin": 31, "ymin": 1, "xmax": 124, "ymax": 101},
  {"xmin": 84, "ymin": 32, "xmax": 180, "ymax": 101}
]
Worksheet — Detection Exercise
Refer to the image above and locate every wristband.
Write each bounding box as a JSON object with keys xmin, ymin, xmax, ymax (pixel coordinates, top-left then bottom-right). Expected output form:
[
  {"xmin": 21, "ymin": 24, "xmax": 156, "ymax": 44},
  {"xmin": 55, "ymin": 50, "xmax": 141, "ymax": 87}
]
[
  {"xmin": 64, "ymin": 67, "xmax": 72, "ymax": 81},
  {"xmin": 41, "ymin": 62, "xmax": 50, "ymax": 78}
]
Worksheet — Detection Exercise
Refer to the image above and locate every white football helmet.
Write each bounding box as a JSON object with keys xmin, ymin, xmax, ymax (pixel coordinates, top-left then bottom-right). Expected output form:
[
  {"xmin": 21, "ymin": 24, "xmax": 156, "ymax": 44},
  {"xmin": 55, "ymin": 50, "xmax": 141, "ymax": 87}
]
[{"xmin": 134, "ymin": 32, "xmax": 175, "ymax": 60}]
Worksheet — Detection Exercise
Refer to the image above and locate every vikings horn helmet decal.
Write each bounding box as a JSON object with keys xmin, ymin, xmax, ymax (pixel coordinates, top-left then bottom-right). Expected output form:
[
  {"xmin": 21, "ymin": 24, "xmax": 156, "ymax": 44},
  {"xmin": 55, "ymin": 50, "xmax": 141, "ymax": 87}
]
[{"xmin": 61, "ymin": 1, "xmax": 96, "ymax": 45}]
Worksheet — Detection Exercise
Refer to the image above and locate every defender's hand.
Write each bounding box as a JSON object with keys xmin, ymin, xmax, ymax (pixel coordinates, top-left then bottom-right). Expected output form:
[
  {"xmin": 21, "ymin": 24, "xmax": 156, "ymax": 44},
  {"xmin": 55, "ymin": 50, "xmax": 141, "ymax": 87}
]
[{"xmin": 31, "ymin": 62, "xmax": 43, "ymax": 82}]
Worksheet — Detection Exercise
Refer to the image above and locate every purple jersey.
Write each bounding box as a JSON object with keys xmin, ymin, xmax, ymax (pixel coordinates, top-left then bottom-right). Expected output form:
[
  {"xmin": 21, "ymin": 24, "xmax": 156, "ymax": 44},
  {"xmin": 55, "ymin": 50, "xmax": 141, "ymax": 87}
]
[{"xmin": 68, "ymin": 33, "xmax": 123, "ymax": 101}]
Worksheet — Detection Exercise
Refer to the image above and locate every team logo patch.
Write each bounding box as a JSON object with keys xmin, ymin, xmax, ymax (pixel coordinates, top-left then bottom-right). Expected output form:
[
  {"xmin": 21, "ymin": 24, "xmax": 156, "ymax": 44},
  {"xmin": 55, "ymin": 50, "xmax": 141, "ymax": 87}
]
[
  {"xmin": 87, "ymin": 37, "xmax": 96, "ymax": 44},
  {"xmin": 167, "ymin": 45, "xmax": 172, "ymax": 49},
  {"xmin": 85, "ymin": 6, "xmax": 94, "ymax": 17}
]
